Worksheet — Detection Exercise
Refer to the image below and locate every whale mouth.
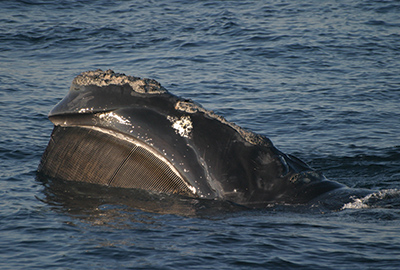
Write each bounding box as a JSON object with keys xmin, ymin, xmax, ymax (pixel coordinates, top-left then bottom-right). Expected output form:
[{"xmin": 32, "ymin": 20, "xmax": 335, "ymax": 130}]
[{"xmin": 38, "ymin": 125, "xmax": 197, "ymax": 196}]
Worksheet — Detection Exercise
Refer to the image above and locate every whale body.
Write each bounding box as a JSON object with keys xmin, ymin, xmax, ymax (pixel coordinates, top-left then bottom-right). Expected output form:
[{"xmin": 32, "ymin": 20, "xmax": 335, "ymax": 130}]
[{"xmin": 38, "ymin": 69, "xmax": 344, "ymax": 207}]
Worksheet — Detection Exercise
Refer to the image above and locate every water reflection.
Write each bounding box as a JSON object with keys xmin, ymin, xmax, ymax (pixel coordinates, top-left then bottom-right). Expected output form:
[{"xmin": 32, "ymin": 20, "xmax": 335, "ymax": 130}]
[
  {"xmin": 36, "ymin": 174, "xmax": 248, "ymax": 226},
  {"xmin": 36, "ymin": 173, "xmax": 400, "ymax": 229}
]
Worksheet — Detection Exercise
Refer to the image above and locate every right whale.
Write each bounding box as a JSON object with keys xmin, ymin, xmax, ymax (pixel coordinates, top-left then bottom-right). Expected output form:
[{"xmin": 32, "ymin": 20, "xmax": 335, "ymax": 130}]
[{"xmin": 39, "ymin": 69, "xmax": 353, "ymax": 208}]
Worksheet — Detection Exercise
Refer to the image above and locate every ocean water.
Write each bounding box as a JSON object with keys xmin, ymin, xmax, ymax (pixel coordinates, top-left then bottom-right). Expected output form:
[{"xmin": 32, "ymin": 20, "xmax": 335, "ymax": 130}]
[{"xmin": 1, "ymin": 0, "xmax": 400, "ymax": 269}]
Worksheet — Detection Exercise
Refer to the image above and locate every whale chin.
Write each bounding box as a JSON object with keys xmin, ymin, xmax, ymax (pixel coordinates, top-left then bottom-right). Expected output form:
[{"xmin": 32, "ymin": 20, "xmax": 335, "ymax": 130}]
[{"xmin": 38, "ymin": 69, "xmax": 345, "ymax": 207}]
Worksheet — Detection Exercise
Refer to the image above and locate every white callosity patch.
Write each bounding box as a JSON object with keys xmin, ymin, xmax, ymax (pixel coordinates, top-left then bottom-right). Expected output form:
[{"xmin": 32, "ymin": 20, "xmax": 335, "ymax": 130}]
[
  {"xmin": 72, "ymin": 69, "xmax": 167, "ymax": 94},
  {"xmin": 98, "ymin": 112, "xmax": 131, "ymax": 126},
  {"xmin": 167, "ymin": 115, "xmax": 193, "ymax": 138}
]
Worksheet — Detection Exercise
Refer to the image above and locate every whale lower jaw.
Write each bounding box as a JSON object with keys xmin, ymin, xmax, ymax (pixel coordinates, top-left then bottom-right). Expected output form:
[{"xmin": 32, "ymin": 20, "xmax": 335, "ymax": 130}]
[{"xmin": 39, "ymin": 125, "xmax": 197, "ymax": 196}]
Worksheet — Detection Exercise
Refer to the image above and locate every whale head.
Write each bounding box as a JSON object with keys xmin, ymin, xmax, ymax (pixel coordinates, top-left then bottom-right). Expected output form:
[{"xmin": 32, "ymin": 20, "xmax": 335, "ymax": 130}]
[{"xmin": 39, "ymin": 69, "xmax": 344, "ymax": 207}]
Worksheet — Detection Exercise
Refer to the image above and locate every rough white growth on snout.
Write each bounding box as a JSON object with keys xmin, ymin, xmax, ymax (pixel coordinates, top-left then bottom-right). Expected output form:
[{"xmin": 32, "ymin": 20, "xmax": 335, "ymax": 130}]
[
  {"xmin": 167, "ymin": 115, "xmax": 193, "ymax": 138},
  {"xmin": 72, "ymin": 69, "xmax": 167, "ymax": 94}
]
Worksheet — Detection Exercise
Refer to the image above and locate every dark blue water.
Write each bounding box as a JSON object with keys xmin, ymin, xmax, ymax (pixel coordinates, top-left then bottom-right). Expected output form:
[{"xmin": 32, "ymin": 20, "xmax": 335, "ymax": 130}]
[{"xmin": 1, "ymin": 0, "xmax": 400, "ymax": 269}]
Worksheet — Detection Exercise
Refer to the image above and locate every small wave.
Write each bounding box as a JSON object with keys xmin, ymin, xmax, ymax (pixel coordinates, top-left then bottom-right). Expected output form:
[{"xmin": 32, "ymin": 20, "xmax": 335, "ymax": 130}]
[{"xmin": 341, "ymin": 189, "xmax": 400, "ymax": 210}]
